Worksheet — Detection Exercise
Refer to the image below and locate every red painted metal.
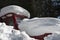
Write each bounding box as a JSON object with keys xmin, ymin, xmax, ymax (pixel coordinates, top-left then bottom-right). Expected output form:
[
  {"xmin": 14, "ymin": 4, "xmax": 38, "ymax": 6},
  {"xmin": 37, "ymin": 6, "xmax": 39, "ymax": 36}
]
[
  {"xmin": 31, "ymin": 33, "xmax": 52, "ymax": 40},
  {"xmin": 12, "ymin": 14, "xmax": 19, "ymax": 30},
  {"xmin": 12, "ymin": 13, "xmax": 28, "ymax": 30},
  {"xmin": 0, "ymin": 13, "xmax": 28, "ymax": 30}
]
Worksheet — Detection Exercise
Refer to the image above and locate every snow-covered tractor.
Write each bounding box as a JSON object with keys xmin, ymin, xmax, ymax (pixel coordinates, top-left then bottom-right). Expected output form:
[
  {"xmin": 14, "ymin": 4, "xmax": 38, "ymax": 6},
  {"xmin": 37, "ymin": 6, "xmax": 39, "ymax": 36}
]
[{"xmin": 1, "ymin": 5, "xmax": 58, "ymax": 40}]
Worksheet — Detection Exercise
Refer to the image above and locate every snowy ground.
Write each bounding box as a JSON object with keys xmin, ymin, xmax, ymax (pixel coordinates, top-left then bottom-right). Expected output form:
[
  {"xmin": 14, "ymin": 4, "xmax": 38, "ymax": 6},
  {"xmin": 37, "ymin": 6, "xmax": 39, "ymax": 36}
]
[
  {"xmin": 0, "ymin": 22, "xmax": 37, "ymax": 40},
  {"xmin": 44, "ymin": 32, "xmax": 60, "ymax": 40}
]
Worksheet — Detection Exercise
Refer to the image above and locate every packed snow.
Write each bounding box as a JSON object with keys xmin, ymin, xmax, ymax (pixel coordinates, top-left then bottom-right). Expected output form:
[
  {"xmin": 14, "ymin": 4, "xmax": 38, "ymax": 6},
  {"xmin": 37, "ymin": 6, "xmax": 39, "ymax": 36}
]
[
  {"xmin": 18, "ymin": 17, "xmax": 60, "ymax": 36},
  {"xmin": 0, "ymin": 22, "xmax": 37, "ymax": 40},
  {"xmin": 0, "ymin": 5, "xmax": 30, "ymax": 18},
  {"xmin": 44, "ymin": 32, "xmax": 60, "ymax": 40}
]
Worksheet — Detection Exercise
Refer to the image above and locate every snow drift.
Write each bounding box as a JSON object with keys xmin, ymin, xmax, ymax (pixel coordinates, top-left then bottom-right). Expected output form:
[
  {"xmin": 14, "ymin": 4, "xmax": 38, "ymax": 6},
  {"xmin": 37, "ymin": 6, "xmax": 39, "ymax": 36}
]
[
  {"xmin": 0, "ymin": 22, "xmax": 37, "ymax": 40},
  {"xmin": 18, "ymin": 17, "xmax": 60, "ymax": 36},
  {"xmin": 44, "ymin": 32, "xmax": 60, "ymax": 40},
  {"xmin": 0, "ymin": 5, "xmax": 30, "ymax": 18}
]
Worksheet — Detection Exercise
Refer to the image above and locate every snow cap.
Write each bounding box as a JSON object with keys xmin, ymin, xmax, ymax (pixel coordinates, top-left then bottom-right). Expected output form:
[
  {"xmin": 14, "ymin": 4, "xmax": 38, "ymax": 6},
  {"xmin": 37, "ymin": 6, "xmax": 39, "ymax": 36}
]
[
  {"xmin": 0, "ymin": 5, "xmax": 30, "ymax": 18},
  {"xmin": 19, "ymin": 17, "xmax": 60, "ymax": 36}
]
